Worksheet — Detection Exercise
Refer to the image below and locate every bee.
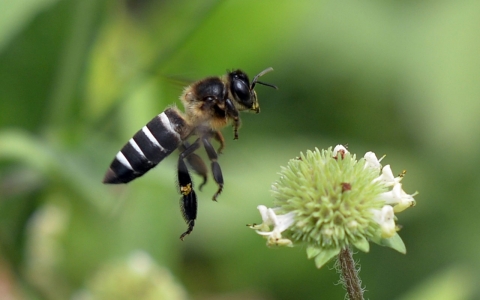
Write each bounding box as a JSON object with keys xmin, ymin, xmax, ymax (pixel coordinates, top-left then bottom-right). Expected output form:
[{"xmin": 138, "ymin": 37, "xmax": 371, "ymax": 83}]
[{"xmin": 103, "ymin": 67, "xmax": 276, "ymax": 240}]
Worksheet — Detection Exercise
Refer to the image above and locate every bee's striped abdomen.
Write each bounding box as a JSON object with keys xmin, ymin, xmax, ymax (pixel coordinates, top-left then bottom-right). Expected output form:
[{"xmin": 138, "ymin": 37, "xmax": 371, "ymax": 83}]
[{"xmin": 103, "ymin": 109, "xmax": 185, "ymax": 184}]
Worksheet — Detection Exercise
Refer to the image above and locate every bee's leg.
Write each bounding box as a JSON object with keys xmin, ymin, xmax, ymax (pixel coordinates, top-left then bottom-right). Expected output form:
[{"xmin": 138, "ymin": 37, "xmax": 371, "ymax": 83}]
[
  {"xmin": 178, "ymin": 139, "xmax": 203, "ymax": 240},
  {"xmin": 211, "ymin": 130, "xmax": 225, "ymax": 154},
  {"xmin": 180, "ymin": 141, "xmax": 208, "ymax": 190},
  {"xmin": 225, "ymin": 99, "xmax": 241, "ymax": 140},
  {"xmin": 178, "ymin": 155, "xmax": 197, "ymax": 241},
  {"xmin": 202, "ymin": 136, "xmax": 224, "ymax": 201}
]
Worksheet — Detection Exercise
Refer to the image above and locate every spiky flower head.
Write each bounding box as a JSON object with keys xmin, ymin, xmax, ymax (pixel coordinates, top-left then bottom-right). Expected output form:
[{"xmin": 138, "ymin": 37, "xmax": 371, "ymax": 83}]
[{"xmin": 249, "ymin": 145, "xmax": 417, "ymax": 268}]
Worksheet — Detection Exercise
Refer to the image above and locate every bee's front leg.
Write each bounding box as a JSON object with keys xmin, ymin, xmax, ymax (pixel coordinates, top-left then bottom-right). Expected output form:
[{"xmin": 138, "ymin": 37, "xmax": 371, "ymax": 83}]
[
  {"xmin": 177, "ymin": 155, "xmax": 197, "ymax": 241},
  {"xmin": 225, "ymin": 99, "xmax": 241, "ymax": 140}
]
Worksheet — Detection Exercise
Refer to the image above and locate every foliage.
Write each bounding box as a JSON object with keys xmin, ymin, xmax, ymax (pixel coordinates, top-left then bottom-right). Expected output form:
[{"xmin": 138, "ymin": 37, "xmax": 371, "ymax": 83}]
[{"xmin": 1, "ymin": 0, "xmax": 480, "ymax": 299}]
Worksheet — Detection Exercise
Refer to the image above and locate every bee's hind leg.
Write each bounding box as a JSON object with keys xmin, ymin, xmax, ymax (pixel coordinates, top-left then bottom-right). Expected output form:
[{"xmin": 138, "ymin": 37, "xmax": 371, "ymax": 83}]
[
  {"xmin": 180, "ymin": 141, "xmax": 208, "ymax": 190},
  {"xmin": 178, "ymin": 139, "xmax": 204, "ymax": 240},
  {"xmin": 177, "ymin": 155, "xmax": 197, "ymax": 240}
]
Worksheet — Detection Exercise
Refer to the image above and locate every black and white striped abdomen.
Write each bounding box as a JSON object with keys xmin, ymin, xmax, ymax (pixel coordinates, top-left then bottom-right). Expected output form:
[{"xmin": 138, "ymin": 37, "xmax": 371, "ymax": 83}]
[{"xmin": 103, "ymin": 109, "xmax": 185, "ymax": 184}]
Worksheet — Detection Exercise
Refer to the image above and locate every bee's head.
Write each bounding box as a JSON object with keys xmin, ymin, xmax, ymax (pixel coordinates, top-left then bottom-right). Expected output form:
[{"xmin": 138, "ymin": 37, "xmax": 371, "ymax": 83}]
[{"xmin": 229, "ymin": 67, "xmax": 277, "ymax": 113}]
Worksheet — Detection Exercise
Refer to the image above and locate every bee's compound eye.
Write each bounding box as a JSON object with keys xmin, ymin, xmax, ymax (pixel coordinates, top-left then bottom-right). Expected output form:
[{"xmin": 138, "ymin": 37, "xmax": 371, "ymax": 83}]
[{"xmin": 232, "ymin": 79, "xmax": 250, "ymax": 102}]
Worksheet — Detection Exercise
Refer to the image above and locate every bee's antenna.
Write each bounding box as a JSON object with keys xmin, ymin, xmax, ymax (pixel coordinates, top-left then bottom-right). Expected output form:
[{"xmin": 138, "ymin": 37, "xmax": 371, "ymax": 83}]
[
  {"xmin": 255, "ymin": 81, "xmax": 278, "ymax": 89},
  {"xmin": 251, "ymin": 67, "xmax": 277, "ymax": 90}
]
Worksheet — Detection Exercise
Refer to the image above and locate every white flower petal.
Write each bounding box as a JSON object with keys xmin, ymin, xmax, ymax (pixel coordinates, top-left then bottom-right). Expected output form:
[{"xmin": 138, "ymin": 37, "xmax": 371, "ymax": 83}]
[
  {"xmin": 333, "ymin": 145, "xmax": 349, "ymax": 158},
  {"xmin": 256, "ymin": 230, "xmax": 275, "ymax": 236},
  {"xmin": 378, "ymin": 182, "xmax": 416, "ymax": 213},
  {"xmin": 266, "ymin": 208, "xmax": 279, "ymax": 227},
  {"xmin": 380, "ymin": 182, "xmax": 402, "ymax": 204},
  {"xmin": 257, "ymin": 205, "xmax": 272, "ymax": 225},
  {"xmin": 393, "ymin": 190, "xmax": 416, "ymax": 213},
  {"xmin": 248, "ymin": 205, "xmax": 274, "ymax": 231},
  {"xmin": 364, "ymin": 151, "xmax": 382, "ymax": 170},
  {"xmin": 374, "ymin": 165, "xmax": 402, "ymax": 186},
  {"xmin": 252, "ymin": 207, "xmax": 295, "ymax": 247},
  {"xmin": 275, "ymin": 212, "xmax": 296, "ymax": 232},
  {"xmin": 371, "ymin": 205, "xmax": 396, "ymax": 238}
]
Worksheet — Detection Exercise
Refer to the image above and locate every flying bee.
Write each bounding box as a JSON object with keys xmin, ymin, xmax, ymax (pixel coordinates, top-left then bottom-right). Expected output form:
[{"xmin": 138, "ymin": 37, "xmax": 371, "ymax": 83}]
[{"xmin": 103, "ymin": 67, "xmax": 276, "ymax": 240}]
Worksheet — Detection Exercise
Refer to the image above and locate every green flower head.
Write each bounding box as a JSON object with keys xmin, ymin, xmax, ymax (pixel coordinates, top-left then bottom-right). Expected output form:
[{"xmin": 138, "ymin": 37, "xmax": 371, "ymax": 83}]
[{"xmin": 249, "ymin": 145, "xmax": 417, "ymax": 268}]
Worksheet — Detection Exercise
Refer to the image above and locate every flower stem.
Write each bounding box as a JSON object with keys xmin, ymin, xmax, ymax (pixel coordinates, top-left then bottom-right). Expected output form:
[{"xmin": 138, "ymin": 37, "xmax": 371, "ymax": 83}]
[{"xmin": 338, "ymin": 247, "xmax": 364, "ymax": 300}]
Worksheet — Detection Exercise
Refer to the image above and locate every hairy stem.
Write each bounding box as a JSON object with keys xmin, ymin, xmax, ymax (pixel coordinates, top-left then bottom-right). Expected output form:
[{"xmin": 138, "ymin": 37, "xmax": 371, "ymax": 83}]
[{"xmin": 338, "ymin": 247, "xmax": 364, "ymax": 300}]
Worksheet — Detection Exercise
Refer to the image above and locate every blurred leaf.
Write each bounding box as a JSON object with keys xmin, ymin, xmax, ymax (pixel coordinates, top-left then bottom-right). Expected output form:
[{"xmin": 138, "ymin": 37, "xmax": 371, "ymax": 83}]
[
  {"xmin": 24, "ymin": 202, "xmax": 71, "ymax": 299},
  {"xmin": 85, "ymin": 0, "xmax": 223, "ymax": 125},
  {"xmin": 399, "ymin": 1, "xmax": 480, "ymax": 162},
  {"xmin": 397, "ymin": 266, "xmax": 476, "ymax": 300},
  {"xmin": 0, "ymin": 129, "xmax": 114, "ymax": 212},
  {"xmin": 0, "ymin": 129, "xmax": 56, "ymax": 173},
  {"xmin": 0, "ymin": 167, "xmax": 44, "ymax": 198},
  {"xmin": 46, "ymin": 0, "xmax": 103, "ymax": 131},
  {"xmin": 82, "ymin": 251, "xmax": 188, "ymax": 300},
  {"xmin": 0, "ymin": 0, "xmax": 60, "ymax": 53}
]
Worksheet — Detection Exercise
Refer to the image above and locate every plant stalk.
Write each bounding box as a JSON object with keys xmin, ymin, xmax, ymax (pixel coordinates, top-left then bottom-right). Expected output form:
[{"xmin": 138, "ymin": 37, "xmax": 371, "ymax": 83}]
[{"xmin": 338, "ymin": 247, "xmax": 364, "ymax": 300}]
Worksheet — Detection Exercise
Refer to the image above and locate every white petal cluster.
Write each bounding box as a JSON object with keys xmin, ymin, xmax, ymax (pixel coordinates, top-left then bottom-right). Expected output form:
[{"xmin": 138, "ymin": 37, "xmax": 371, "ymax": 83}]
[
  {"xmin": 366, "ymin": 152, "xmax": 416, "ymax": 237},
  {"xmin": 249, "ymin": 205, "xmax": 296, "ymax": 246},
  {"xmin": 371, "ymin": 205, "xmax": 396, "ymax": 238}
]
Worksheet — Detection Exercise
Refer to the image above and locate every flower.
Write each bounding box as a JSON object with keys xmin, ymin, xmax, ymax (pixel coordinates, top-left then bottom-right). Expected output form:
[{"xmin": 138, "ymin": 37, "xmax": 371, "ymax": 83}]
[
  {"xmin": 248, "ymin": 145, "xmax": 417, "ymax": 268},
  {"xmin": 249, "ymin": 205, "xmax": 296, "ymax": 246},
  {"xmin": 371, "ymin": 205, "xmax": 396, "ymax": 238},
  {"xmin": 379, "ymin": 181, "xmax": 416, "ymax": 213},
  {"xmin": 332, "ymin": 144, "xmax": 349, "ymax": 158},
  {"xmin": 364, "ymin": 151, "xmax": 383, "ymax": 170},
  {"xmin": 373, "ymin": 165, "xmax": 401, "ymax": 186}
]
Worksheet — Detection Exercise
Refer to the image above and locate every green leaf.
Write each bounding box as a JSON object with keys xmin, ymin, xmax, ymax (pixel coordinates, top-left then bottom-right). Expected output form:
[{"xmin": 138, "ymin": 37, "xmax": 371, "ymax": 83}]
[
  {"xmin": 0, "ymin": 0, "xmax": 61, "ymax": 52},
  {"xmin": 352, "ymin": 236, "xmax": 370, "ymax": 253},
  {"xmin": 306, "ymin": 245, "xmax": 321, "ymax": 259},
  {"xmin": 312, "ymin": 248, "xmax": 341, "ymax": 269},
  {"xmin": 0, "ymin": 129, "xmax": 55, "ymax": 173},
  {"xmin": 369, "ymin": 231, "xmax": 407, "ymax": 254},
  {"xmin": 383, "ymin": 233, "xmax": 406, "ymax": 254}
]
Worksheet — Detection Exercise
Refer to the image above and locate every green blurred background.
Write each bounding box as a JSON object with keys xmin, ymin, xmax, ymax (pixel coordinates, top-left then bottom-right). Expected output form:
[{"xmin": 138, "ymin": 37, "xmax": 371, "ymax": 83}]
[{"xmin": 1, "ymin": 0, "xmax": 479, "ymax": 299}]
